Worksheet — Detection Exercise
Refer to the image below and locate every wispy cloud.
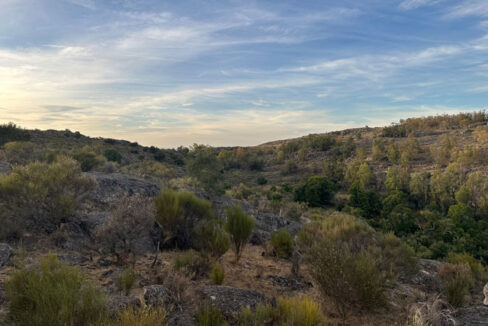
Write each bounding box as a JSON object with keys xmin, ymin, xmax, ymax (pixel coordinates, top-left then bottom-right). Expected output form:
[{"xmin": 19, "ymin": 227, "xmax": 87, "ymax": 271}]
[
  {"xmin": 445, "ymin": 0, "xmax": 488, "ymax": 18},
  {"xmin": 399, "ymin": 0, "xmax": 442, "ymax": 10}
]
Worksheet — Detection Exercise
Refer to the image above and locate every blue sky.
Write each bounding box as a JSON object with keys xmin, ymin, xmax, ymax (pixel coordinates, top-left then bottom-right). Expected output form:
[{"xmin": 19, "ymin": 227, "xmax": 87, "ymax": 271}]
[{"xmin": 0, "ymin": 0, "xmax": 487, "ymax": 147}]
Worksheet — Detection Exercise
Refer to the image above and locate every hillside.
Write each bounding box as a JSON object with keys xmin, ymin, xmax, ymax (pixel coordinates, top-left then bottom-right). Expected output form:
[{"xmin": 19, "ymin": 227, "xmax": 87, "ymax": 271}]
[{"xmin": 1, "ymin": 111, "xmax": 488, "ymax": 325}]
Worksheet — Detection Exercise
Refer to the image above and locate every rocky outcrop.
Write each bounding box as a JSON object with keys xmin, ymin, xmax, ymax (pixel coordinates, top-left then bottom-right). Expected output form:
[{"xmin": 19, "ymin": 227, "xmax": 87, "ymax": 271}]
[
  {"xmin": 87, "ymin": 172, "xmax": 160, "ymax": 204},
  {"xmin": 202, "ymin": 286, "xmax": 266, "ymax": 322},
  {"xmin": 454, "ymin": 305, "xmax": 488, "ymax": 325},
  {"xmin": 0, "ymin": 161, "xmax": 9, "ymax": 174},
  {"xmin": 106, "ymin": 294, "xmax": 141, "ymax": 317},
  {"xmin": 143, "ymin": 285, "xmax": 170, "ymax": 307},
  {"xmin": 0, "ymin": 243, "xmax": 13, "ymax": 268}
]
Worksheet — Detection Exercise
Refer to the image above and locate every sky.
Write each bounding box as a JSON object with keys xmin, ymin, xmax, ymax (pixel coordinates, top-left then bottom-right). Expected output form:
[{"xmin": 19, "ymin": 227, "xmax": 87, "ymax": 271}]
[{"xmin": 0, "ymin": 0, "xmax": 487, "ymax": 147}]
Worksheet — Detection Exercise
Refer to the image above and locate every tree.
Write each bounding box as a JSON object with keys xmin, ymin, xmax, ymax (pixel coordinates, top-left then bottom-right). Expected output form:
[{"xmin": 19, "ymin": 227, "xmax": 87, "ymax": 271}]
[
  {"xmin": 357, "ymin": 162, "xmax": 374, "ymax": 190},
  {"xmin": 409, "ymin": 172, "xmax": 430, "ymax": 209},
  {"xmin": 187, "ymin": 144, "xmax": 224, "ymax": 195},
  {"xmin": 385, "ymin": 166, "xmax": 409, "ymax": 193},
  {"xmin": 372, "ymin": 138, "xmax": 386, "ymax": 161},
  {"xmin": 294, "ymin": 176, "xmax": 335, "ymax": 207},
  {"xmin": 387, "ymin": 141, "xmax": 400, "ymax": 163},
  {"xmin": 225, "ymin": 206, "xmax": 255, "ymax": 262}
]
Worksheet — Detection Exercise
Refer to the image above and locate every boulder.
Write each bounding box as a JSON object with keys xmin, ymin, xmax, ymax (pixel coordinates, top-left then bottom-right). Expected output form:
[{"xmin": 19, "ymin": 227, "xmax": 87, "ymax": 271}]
[
  {"xmin": 106, "ymin": 294, "xmax": 141, "ymax": 317},
  {"xmin": 143, "ymin": 285, "xmax": 170, "ymax": 307},
  {"xmin": 0, "ymin": 161, "xmax": 9, "ymax": 174},
  {"xmin": 454, "ymin": 305, "xmax": 488, "ymax": 325},
  {"xmin": 411, "ymin": 259, "xmax": 443, "ymax": 293},
  {"xmin": 0, "ymin": 243, "xmax": 13, "ymax": 267},
  {"xmin": 87, "ymin": 172, "xmax": 160, "ymax": 204},
  {"xmin": 201, "ymin": 286, "xmax": 266, "ymax": 322}
]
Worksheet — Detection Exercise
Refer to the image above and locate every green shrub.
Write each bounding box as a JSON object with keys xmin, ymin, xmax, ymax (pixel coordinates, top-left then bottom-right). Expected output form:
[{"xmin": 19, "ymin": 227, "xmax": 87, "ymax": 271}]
[
  {"xmin": 117, "ymin": 268, "xmax": 136, "ymax": 296},
  {"xmin": 194, "ymin": 219, "xmax": 230, "ymax": 260},
  {"xmin": 239, "ymin": 297, "xmax": 327, "ymax": 326},
  {"xmin": 225, "ymin": 206, "xmax": 255, "ymax": 262},
  {"xmin": 198, "ymin": 304, "xmax": 227, "ymax": 326},
  {"xmin": 74, "ymin": 149, "xmax": 103, "ymax": 171},
  {"xmin": 257, "ymin": 176, "xmax": 268, "ymax": 185},
  {"xmin": 281, "ymin": 160, "xmax": 298, "ymax": 175},
  {"xmin": 5, "ymin": 255, "xmax": 106, "ymax": 326},
  {"xmin": 173, "ymin": 250, "xmax": 198, "ymax": 270},
  {"xmin": 438, "ymin": 263, "xmax": 474, "ymax": 307},
  {"xmin": 94, "ymin": 306, "xmax": 167, "ymax": 326},
  {"xmin": 0, "ymin": 157, "xmax": 95, "ymax": 239},
  {"xmin": 3, "ymin": 141, "xmax": 37, "ymax": 165},
  {"xmin": 104, "ymin": 148, "xmax": 122, "ymax": 163},
  {"xmin": 188, "ymin": 144, "xmax": 225, "ymax": 195},
  {"xmin": 210, "ymin": 263, "xmax": 225, "ymax": 285},
  {"xmin": 0, "ymin": 122, "xmax": 30, "ymax": 145},
  {"xmin": 297, "ymin": 213, "xmax": 416, "ymax": 322},
  {"xmin": 271, "ymin": 230, "xmax": 294, "ymax": 258},
  {"xmin": 294, "ymin": 176, "xmax": 335, "ymax": 207},
  {"xmin": 277, "ymin": 296, "xmax": 328, "ymax": 326},
  {"xmin": 154, "ymin": 189, "xmax": 214, "ymax": 248}
]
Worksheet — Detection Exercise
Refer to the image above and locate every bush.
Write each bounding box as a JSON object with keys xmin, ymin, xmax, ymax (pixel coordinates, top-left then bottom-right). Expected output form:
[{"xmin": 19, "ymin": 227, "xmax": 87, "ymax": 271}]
[
  {"xmin": 210, "ymin": 263, "xmax": 225, "ymax": 285},
  {"xmin": 95, "ymin": 306, "xmax": 167, "ymax": 326},
  {"xmin": 297, "ymin": 213, "xmax": 416, "ymax": 322},
  {"xmin": 271, "ymin": 230, "xmax": 294, "ymax": 258},
  {"xmin": 257, "ymin": 176, "xmax": 268, "ymax": 185},
  {"xmin": 104, "ymin": 148, "xmax": 122, "ymax": 163},
  {"xmin": 438, "ymin": 263, "xmax": 474, "ymax": 307},
  {"xmin": 188, "ymin": 144, "xmax": 225, "ymax": 195},
  {"xmin": 281, "ymin": 160, "xmax": 298, "ymax": 175},
  {"xmin": 277, "ymin": 296, "xmax": 328, "ymax": 326},
  {"xmin": 194, "ymin": 219, "xmax": 230, "ymax": 260},
  {"xmin": 173, "ymin": 250, "xmax": 198, "ymax": 270},
  {"xmin": 239, "ymin": 297, "xmax": 327, "ymax": 326},
  {"xmin": 73, "ymin": 148, "xmax": 104, "ymax": 172},
  {"xmin": 3, "ymin": 141, "xmax": 38, "ymax": 165},
  {"xmin": 198, "ymin": 304, "xmax": 227, "ymax": 326},
  {"xmin": 117, "ymin": 268, "xmax": 136, "ymax": 296},
  {"xmin": 95, "ymin": 194, "xmax": 155, "ymax": 265},
  {"xmin": 154, "ymin": 189, "xmax": 214, "ymax": 249},
  {"xmin": 5, "ymin": 255, "xmax": 106, "ymax": 326},
  {"xmin": 225, "ymin": 206, "xmax": 255, "ymax": 262},
  {"xmin": 294, "ymin": 176, "xmax": 335, "ymax": 207},
  {"xmin": 446, "ymin": 252, "xmax": 486, "ymax": 280},
  {"xmin": 0, "ymin": 122, "xmax": 30, "ymax": 145},
  {"xmin": 0, "ymin": 157, "xmax": 95, "ymax": 239}
]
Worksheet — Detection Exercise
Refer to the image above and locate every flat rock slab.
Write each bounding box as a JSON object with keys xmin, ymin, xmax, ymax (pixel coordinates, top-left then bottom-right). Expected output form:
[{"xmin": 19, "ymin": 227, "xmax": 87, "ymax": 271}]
[
  {"xmin": 144, "ymin": 285, "xmax": 170, "ymax": 307},
  {"xmin": 202, "ymin": 286, "xmax": 266, "ymax": 321}
]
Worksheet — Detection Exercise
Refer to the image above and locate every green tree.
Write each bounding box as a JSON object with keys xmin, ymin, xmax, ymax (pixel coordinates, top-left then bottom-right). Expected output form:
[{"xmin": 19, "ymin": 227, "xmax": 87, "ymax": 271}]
[
  {"xmin": 294, "ymin": 176, "xmax": 335, "ymax": 207},
  {"xmin": 225, "ymin": 206, "xmax": 255, "ymax": 262}
]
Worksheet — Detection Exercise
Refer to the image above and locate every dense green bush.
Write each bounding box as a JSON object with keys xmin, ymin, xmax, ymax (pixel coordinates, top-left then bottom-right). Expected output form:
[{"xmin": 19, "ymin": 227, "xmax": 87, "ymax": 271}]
[
  {"xmin": 257, "ymin": 176, "xmax": 268, "ymax": 185},
  {"xmin": 446, "ymin": 252, "xmax": 486, "ymax": 280},
  {"xmin": 74, "ymin": 149, "xmax": 102, "ymax": 171},
  {"xmin": 281, "ymin": 160, "xmax": 298, "ymax": 175},
  {"xmin": 210, "ymin": 263, "xmax": 225, "ymax": 285},
  {"xmin": 271, "ymin": 230, "xmax": 294, "ymax": 258},
  {"xmin": 194, "ymin": 219, "xmax": 230, "ymax": 260},
  {"xmin": 173, "ymin": 250, "xmax": 199, "ymax": 270},
  {"xmin": 225, "ymin": 206, "xmax": 255, "ymax": 262},
  {"xmin": 294, "ymin": 176, "xmax": 335, "ymax": 207},
  {"xmin": 0, "ymin": 122, "xmax": 30, "ymax": 145},
  {"xmin": 5, "ymin": 255, "xmax": 106, "ymax": 326},
  {"xmin": 154, "ymin": 189, "xmax": 214, "ymax": 248},
  {"xmin": 104, "ymin": 148, "xmax": 122, "ymax": 163},
  {"xmin": 0, "ymin": 157, "xmax": 95, "ymax": 239}
]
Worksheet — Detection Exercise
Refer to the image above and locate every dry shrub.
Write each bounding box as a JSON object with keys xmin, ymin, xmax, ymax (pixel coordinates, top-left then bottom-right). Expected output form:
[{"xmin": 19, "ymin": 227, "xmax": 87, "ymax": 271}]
[
  {"xmin": 406, "ymin": 296, "xmax": 456, "ymax": 326},
  {"xmin": 95, "ymin": 194, "xmax": 155, "ymax": 265},
  {"xmin": 438, "ymin": 263, "xmax": 474, "ymax": 307}
]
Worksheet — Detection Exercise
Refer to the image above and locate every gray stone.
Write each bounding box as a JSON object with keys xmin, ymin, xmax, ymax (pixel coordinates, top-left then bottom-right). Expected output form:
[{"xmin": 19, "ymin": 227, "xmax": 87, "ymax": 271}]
[
  {"xmin": 202, "ymin": 286, "xmax": 266, "ymax": 321},
  {"xmin": 0, "ymin": 161, "xmax": 10, "ymax": 174},
  {"xmin": 0, "ymin": 243, "xmax": 13, "ymax": 267},
  {"xmin": 106, "ymin": 294, "xmax": 141, "ymax": 317},
  {"xmin": 454, "ymin": 305, "xmax": 488, "ymax": 326},
  {"xmin": 143, "ymin": 285, "xmax": 170, "ymax": 307}
]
